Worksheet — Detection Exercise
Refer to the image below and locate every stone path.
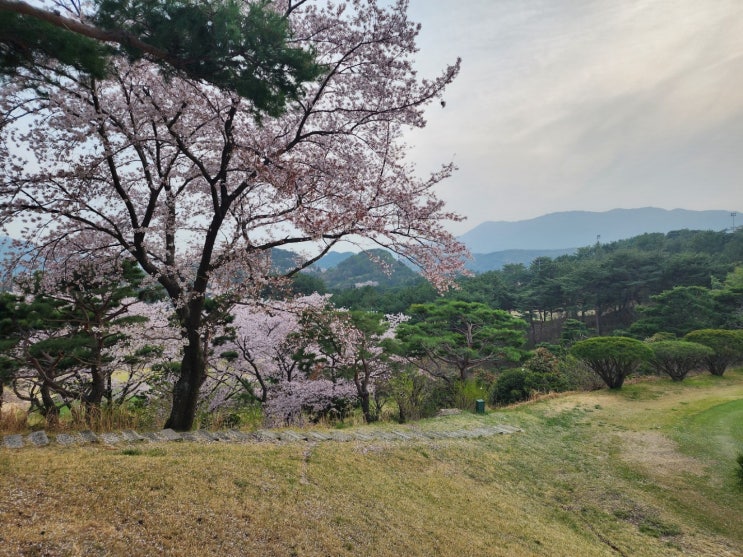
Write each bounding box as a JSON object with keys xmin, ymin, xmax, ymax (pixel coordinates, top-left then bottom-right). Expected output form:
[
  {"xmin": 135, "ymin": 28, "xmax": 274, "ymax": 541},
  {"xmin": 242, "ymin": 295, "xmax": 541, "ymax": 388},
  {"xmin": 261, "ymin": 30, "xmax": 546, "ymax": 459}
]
[{"xmin": 2, "ymin": 424, "xmax": 521, "ymax": 449}]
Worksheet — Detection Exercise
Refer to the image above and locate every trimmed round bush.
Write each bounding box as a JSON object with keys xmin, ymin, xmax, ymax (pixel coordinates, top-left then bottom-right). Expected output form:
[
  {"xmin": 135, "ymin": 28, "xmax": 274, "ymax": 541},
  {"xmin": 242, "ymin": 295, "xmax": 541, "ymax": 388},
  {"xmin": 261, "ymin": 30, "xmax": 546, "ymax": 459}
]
[
  {"xmin": 571, "ymin": 337, "xmax": 653, "ymax": 389},
  {"xmin": 684, "ymin": 329, "xmax": 743, "ymax": 376},
  {"xmin": 648, "ymin": 340, "xmax": 715, "ymax": 381}
]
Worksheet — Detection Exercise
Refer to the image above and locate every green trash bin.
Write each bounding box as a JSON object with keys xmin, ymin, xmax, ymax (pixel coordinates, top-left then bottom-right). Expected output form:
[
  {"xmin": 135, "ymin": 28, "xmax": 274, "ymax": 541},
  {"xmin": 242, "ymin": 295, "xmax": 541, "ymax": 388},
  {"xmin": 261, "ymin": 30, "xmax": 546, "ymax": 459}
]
[{"xmin": 475, "ymin": 399, "xmax": 485, "ymax": 414}]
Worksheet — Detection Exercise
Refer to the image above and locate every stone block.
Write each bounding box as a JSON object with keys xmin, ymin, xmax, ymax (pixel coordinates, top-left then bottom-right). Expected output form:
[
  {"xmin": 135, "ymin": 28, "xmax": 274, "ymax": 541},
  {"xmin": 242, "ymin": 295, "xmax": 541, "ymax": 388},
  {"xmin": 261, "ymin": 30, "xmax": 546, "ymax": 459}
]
[
  {"xmin": 55, "ymin": 433, "xmax": 79, "ymax": 446},
  {"xmin": 254, "ymin": 429, "xmax": 280, "ymax": 441},
  {"xmin": 79, "ymin": 430, "xmax": 99, "ymax": 444},
  {"xmin": 156, "ymin": 429, "xmax": 182, "ymax": 442},
  {"xmin": 27, "ymin": 431, "xmax": 49, "ymax": 447},
  {"xmin": 3, "ymin": 434, "xmax": 24, "ymax": 449},
  {"xmin": 120, "ymin": 430, "xmax": 146, "ymax": 443},
  {"xmin": 224, "ymin": 430, "xmax": 251, "ymax": 442},
  {"xmin": 100, "ymin": 432, "xmax": 121, "ymax": 445},
  {"xmin": 306, "ymin": 431, "xmax": 332, "ymax": 441}
]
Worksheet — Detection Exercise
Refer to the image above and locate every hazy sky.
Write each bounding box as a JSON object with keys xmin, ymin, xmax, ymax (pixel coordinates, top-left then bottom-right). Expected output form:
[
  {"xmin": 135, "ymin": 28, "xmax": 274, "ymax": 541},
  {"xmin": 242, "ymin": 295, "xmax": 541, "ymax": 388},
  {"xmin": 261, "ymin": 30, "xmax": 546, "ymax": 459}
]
[{"xmin": 405, "ymin": 0, "xmax": 743, "ymax": 234}]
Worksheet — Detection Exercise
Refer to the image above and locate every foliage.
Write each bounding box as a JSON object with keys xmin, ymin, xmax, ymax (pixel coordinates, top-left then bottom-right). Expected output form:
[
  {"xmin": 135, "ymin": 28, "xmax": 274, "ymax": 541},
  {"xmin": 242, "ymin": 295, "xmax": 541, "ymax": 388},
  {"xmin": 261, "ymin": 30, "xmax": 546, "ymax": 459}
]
[
  {"xmin": 0, "ymin": 8, "xmax": 110, "ymax": 77},
  {"xmin": 490, "ymin": 369, "xmax": 537, "ymax": 406},
  {"xmin": 325, "ymin": 228, "xmax": 743, "ymax": 346},
  {"xmin": 490, "ymin": 347, "xmax": 565, "ymax": 405},
  {"xmin": 559, "ymin": 318, "xmax": 590, "ymax": 349},
  {"xmin": 0, "ymin": 259, "xmax": 174, "ymax": 422},
  {"xmin": 1, "ymin": 0, "xmax": 464, "ymax": 430},
  {"xmin": 557, "ymin": 355, "xmax": 606, "ymax": 391},
  {"xmin": 449, "ymin": 270, "xmax": 517, "ymax": 310},
  {"xmin": 629, "ymin": 286, "xmax": 718, "ymax": 338},
  {"xmin": 714, "ymin": 266, "xmax": 743, "ymax": 329},
  {"xmin": 452, "ymin": 379, "xmax": 488, "ymax": 412},
  {"xmin": 291, "ymin": 306, "xmax": 399, "ymax": 423},
  {"xmin": 571, "ymin": 337, "xmax": 653, "ymax": 389},
  {"xmin": 525, "ymin": 346, "xmax": 561, "ymax": 375},
  {"xmin": 647, "ymin": 340, "xmax": 715, "ymax": 382},
  {"xmin": 1, "ymin": 0, "xmax": 321, "ymax": 112},
  {"xmin": 394, "ymin": 299, "xmax": 527, "ymax": 381},
  {"xmin": 384, "ymin": 368, "xmax": 436, "ymax": 423},
  {"xmin": 213, "ymin": 295, "xmax": 330, "ymax": 406},
  {"xmin": 329, "ymin": 278, "xmax": 438, "ymax": 314},
  {"xmin": 684, "ymin": 329, "xmax": 743, "ymax": 376}
]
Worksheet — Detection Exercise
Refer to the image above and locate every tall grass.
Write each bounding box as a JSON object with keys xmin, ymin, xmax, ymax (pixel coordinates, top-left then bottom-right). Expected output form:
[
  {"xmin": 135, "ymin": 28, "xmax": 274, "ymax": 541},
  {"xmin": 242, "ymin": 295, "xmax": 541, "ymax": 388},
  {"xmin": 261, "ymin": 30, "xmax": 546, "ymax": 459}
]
[
  {"xmin": 0, "ymin": 407, "xmax": 28, "ymax": 434},
  {"xmin": 0, "ymin": 402, "xmax": 149, "ymax": 434},
  {"xmin": 65, "ymin": 403, "xmax": 145, "ymax": 433}
]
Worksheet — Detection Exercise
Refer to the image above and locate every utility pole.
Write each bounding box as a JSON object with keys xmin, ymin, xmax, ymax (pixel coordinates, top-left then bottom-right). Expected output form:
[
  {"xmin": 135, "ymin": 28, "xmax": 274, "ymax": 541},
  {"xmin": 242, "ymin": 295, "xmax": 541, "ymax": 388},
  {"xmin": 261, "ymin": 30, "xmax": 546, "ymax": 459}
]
[{"xmin": 732, "ymin": 212, "xmax": 738, "ymax": 232}]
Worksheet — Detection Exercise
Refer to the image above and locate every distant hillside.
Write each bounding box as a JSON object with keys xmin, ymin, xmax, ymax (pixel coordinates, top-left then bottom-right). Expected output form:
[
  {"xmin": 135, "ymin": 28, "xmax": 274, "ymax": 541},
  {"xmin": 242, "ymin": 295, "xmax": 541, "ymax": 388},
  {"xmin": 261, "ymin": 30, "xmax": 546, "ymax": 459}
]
[
  {"xmin": 318, "ymin": 249, "xmax": 419, "ymax": 291},
  {"xmin": 459, "ymin": 208, "xmax": 737, "ymax": 253},
  {"xmin": 466, "ymin": 248, "xmax": 577, "ymax": 273},
  {"xmin": 271, "ymin": 249, "xmax": 357, "ymax": 274},
  {"xmin": 312, "ymin": 251, "xmax": 355, "ymax": 270}
]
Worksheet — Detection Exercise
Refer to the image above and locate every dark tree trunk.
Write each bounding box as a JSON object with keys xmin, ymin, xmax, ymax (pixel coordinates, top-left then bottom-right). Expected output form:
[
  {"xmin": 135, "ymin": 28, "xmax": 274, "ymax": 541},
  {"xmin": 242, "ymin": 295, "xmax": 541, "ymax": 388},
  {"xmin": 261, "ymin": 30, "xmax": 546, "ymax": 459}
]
[
  {"xmin": 355, "ymin": 365, "xmax": 374, "ymax": 424},
  {"xmin": 709, "ymin": 364, "xmax": 726, "ymax": 376},
  {"xmin": 165, "ymin": 297, "xmax": 208, "ymax": 432},
  {"xmin": 360, "ymin": 389, "xmax": 372, "ymax": 423},
  {"xmin": 165, "ymin": 339, "xmax": 207, "ymax": 431},
  {"xmin": 87, "ymin": 364, "xmax": 106, "ymax": 407},
  {"xmin": 40, "ymin": 382, "xmax": 59, "ymax": 425}
]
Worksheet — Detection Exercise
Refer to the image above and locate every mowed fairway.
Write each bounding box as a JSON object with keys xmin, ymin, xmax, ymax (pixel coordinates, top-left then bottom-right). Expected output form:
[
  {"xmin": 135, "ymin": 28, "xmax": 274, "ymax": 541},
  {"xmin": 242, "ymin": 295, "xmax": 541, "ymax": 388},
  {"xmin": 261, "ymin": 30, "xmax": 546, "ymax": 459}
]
[{"xmin": 1, "ymin": 370, "xmax": 742, "ymax": 556}]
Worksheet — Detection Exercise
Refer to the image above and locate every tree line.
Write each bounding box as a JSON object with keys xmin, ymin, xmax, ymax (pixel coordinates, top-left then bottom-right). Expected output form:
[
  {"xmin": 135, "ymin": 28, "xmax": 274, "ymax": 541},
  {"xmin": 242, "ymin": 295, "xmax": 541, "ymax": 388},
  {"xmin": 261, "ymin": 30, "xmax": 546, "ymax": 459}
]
[
  {"xmin": 3, "ymin": 228, "xmax": 741, "ymax": 430},
  {"xmin": 327, "ymin": 228, "xmax": 743, "ymax": 344}
]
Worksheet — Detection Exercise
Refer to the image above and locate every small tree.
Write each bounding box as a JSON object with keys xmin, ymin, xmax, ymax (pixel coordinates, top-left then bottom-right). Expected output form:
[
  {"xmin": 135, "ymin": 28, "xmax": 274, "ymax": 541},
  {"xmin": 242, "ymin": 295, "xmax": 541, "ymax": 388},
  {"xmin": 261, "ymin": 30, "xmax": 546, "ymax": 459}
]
[
  {"xmin": 647, "ymin": 340, "xmax": 715, "ymax": 381},
  {"xmin": 394, "ymin": 300, "xmax": 527, "ymax": 382},
  {"xmin": 292, "ymin": 307, "xmax": 397, "ymax": 423},
  {"xmin": 571, "ymin": 337, "xmax": 652, "ymax": 389},
  {"xmin": 214, "ymin": 294, "xmax": 329, "ymax": 404},
  {"xmin": 385, "ymin": 368, "xmax": 434, "ymax": 423},
  {"xmin": 2, "ymin": 260, "xmax": 172, "ymax": 421},
  {"xmin": 684, "ymin": 329, "xmax": 743, "ymax": 376},
  {"xmin": 559, "ymin": 318, "xmax": 590, "ymax": 349}
]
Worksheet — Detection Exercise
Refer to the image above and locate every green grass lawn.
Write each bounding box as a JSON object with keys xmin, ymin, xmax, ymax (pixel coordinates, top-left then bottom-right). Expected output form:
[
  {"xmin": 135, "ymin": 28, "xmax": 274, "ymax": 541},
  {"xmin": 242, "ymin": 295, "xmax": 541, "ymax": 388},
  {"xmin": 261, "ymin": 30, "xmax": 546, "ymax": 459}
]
[{"xmin": 1, "ymin": 369, "xmax": 742, "ymax": 556}]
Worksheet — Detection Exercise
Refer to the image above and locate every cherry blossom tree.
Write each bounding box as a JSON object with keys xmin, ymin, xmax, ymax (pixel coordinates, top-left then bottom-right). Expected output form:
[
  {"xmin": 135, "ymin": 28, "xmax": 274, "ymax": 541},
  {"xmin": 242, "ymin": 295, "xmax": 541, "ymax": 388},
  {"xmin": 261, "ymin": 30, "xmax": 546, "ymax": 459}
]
[
  {"xmin": 292, "ymin": 306, "xmax": 402, "ymax": 423},
  {"xmin": 210, "ymin": 293, "xmax": 329, "ymax": 404},
  {"xmin": 211, "ymin": 298, "xmax": 407, "ymax": 425},
  {"xmin": 0, "ymin": 0, "xmax": 465, "ymax": 430}
]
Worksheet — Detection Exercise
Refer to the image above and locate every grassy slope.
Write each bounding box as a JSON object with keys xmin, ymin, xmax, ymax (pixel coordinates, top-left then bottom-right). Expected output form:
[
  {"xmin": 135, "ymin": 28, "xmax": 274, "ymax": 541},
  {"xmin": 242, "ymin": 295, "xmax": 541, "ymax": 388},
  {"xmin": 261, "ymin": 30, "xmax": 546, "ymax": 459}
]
[{"xmin": 1, "ymin": 370, "xmax": 742, "ymax": 556}]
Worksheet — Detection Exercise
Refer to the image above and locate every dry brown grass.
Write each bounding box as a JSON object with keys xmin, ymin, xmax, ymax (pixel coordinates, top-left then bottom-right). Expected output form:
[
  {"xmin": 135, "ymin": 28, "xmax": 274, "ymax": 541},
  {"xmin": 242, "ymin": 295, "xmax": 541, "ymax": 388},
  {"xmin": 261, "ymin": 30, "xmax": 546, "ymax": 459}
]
[
  {"xmin": 0, "ymin": 406, "xmax": 28, "ymax": 434},
  {"xmin": 1, "ymin": 369, "xmax": 743, "ymax": 556}
]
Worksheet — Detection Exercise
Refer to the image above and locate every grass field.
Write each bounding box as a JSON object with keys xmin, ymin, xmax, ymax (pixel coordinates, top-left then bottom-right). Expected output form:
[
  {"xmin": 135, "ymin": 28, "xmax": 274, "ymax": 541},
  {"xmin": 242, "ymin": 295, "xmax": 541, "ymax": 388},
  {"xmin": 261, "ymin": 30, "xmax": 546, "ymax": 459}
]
[{"xmin": 1, "ymin": 369, "xmax": 742, "ymax": 556}]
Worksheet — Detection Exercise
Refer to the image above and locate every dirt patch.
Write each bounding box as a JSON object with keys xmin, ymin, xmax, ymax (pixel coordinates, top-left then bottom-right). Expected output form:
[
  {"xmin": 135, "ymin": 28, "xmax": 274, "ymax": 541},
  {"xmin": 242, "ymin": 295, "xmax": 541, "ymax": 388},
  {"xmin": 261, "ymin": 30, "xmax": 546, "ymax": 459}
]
[{"xmin": 618, "ymin": 431, "xmax": 706, "ymax": 477}]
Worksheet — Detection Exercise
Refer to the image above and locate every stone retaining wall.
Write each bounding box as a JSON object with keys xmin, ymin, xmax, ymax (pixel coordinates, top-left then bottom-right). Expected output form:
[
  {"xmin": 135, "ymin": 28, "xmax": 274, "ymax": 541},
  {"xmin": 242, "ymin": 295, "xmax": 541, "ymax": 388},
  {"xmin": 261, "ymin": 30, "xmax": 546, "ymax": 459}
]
[{"xmin": 2, "ymin": 424, "xmax": 521, "ymax": 449}]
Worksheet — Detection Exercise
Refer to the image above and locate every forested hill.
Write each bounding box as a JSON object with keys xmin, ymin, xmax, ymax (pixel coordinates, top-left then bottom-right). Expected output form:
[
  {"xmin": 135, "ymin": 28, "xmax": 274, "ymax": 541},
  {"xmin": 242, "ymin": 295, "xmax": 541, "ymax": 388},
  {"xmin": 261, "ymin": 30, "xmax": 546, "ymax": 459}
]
[
  {"xmin": 459, "ymin": 208, "xmax": 737, "ymax": 253},
  {"xmin": 314, "ymin": 249, "xmax": 419, "ymax": 290}
]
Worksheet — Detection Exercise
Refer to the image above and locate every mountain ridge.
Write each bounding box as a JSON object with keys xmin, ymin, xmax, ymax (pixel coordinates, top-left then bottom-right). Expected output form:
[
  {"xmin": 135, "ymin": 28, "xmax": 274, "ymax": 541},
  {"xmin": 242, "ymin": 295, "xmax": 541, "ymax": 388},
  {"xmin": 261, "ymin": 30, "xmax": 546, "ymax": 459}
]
[{"xmin": 458, "ymin": 207, "xmax": 737, "ymax": 254}]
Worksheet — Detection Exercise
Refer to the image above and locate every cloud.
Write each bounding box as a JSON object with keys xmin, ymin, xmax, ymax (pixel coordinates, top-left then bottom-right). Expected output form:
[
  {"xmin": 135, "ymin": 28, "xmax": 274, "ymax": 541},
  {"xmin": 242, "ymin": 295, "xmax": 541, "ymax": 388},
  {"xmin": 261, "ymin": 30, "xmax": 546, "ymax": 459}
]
[{"xmin": 406, "ymin": 0, "xmax": 743, "ymax": 231}]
